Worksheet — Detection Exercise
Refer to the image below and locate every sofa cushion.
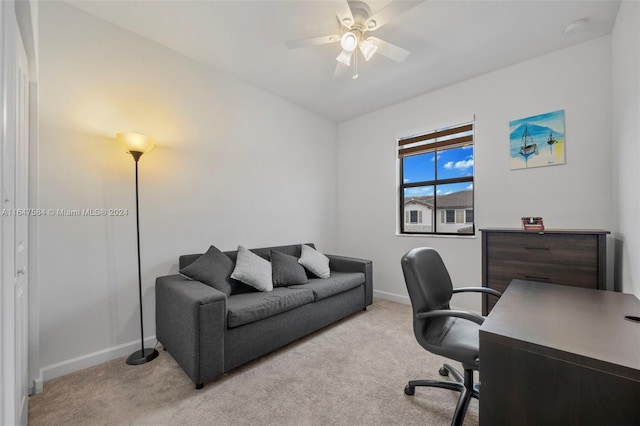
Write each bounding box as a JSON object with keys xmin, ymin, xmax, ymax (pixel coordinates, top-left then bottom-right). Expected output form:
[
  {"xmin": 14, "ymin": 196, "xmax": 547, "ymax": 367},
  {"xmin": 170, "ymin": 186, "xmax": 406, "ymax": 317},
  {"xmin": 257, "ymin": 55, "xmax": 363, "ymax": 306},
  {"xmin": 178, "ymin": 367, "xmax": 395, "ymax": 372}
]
[
  {"xmin": 271, "ymin": 250, "xmax": 308, "ymax": 287},
  {"xmin": 287, "ymin": 271, "xmax": 365, "ymax": 301},
  {"xmin": 178, "ymin": 245, "xmax": 237, "ymax": 296},
  {"xmin": 298, "ymin": 244, "xmax": 331, "ymax": 278},
  {"xmin": 226, "ymin": 287, "xmax": 315, "ymax": 328},
  {"xmin": 224, "ymin": 243, "xmax": 316, "ymax": 263},
  {"xmin": 231, "ymin": 245, "xmax": 273, "ymax": 292}
]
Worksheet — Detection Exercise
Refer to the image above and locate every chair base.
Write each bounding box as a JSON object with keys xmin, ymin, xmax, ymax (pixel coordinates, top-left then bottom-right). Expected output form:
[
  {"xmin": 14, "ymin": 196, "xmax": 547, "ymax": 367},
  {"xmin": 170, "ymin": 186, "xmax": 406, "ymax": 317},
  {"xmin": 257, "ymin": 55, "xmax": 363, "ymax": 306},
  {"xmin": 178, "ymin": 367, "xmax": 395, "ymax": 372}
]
[{"xmin": 404, "ymin": 363, "xmax": 479, "ymax": 426}]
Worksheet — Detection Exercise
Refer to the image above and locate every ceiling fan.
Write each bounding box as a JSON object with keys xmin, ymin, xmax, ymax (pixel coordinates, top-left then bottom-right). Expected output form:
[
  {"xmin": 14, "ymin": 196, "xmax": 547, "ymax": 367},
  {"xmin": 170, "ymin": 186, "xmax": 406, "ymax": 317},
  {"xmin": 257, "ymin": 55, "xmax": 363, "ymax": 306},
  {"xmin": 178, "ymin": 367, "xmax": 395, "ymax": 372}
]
[{"xmin": 285, "ymin": 0, "xmax": 425, "ymax": 79}]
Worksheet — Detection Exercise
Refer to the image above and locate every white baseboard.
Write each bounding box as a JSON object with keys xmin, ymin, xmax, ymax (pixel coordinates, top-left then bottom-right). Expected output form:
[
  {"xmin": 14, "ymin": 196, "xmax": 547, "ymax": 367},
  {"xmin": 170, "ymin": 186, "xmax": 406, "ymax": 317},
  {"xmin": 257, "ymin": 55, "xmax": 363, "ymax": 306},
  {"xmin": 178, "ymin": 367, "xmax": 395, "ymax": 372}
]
[
  {"xmin": 40, "ymin": 336, "xmax": 157, "ymax": 382},
  {"xmin": 31, "ymin": 375, "xmax": 43, "ymax": 395},
  {"xmin": 373, "ymin": 289, "xmax": 411, "ymax": 305}
]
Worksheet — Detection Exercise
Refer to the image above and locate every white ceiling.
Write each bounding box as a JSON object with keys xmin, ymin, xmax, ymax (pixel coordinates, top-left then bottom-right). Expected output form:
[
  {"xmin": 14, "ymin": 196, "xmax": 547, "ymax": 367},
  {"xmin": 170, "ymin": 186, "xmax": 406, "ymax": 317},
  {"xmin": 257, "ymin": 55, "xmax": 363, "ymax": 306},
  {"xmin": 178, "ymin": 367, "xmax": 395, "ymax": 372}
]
[{"xmin": 65, "ymin": 0, "xmax": 621, "ymax": 122}]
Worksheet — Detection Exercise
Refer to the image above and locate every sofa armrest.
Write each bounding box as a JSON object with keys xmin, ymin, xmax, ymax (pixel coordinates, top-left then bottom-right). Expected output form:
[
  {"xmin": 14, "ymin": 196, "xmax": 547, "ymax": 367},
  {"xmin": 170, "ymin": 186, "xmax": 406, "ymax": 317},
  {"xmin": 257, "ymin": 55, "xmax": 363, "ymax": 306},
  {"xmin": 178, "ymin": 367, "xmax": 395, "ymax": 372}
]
[
  {"xmin": 156, "ymin": 274, "xmax": 226, "ymax": 387},
  {"xmin": 326, "ymin": 254, "xmax": 373, "ymax": 307}
]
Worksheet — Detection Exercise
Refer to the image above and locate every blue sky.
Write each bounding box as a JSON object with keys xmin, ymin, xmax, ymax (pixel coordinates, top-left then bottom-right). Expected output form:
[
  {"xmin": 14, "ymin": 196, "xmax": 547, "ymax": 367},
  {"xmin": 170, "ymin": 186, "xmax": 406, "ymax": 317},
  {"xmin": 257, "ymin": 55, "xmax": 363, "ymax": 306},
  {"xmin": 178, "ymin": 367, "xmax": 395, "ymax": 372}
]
[{"xmin": 402, "ymin": 146, "xmax": 474, "ymax": 197}]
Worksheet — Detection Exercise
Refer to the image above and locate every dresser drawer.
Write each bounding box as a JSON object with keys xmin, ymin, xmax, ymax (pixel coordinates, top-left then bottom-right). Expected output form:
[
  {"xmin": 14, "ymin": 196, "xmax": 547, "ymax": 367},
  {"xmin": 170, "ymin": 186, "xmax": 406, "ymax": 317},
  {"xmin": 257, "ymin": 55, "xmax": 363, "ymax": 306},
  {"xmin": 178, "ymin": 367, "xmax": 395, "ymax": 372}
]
[
  {"xmin": 487, "ymin": 259, "xmax": 598, "ymax": 289},
  {"xmin": 486, "ymin": 233, "xmax": 597, "ymax": 266}
]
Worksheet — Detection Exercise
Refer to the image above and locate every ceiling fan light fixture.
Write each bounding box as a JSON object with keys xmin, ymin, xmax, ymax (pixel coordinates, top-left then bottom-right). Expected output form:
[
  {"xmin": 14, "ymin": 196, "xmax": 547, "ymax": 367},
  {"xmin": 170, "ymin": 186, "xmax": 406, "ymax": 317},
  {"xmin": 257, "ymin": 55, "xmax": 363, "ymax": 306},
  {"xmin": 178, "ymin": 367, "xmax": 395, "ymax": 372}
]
[
  {"xmin": 340, "ymin": 31, "xmax": 358, "ymax": 52},
  {"xmin": 359, "ymin": 39, "xmax": 378, "ymax": 61},
  {"xmin": 336, "ymin": 49, "xmax": 353, "ymax": 66}
]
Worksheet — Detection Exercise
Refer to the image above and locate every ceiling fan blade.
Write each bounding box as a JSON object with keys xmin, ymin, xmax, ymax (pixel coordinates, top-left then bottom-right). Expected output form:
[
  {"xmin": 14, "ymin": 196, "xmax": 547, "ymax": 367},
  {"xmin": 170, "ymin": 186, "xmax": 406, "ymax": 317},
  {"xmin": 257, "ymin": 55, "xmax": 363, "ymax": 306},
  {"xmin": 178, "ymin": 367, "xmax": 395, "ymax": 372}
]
[
  {"xmin": 367, "ymin": 37, "xmax": 410, "ymax": 62},
  {"xmin": 365, "ymin": 0, "xmax": 425, "ymax": 31},
  {"xmin": 336, "ymin": 0, "xmax": 355, "ymax": 28},
  {"xmin": 333, "ymin": 62, "xmax": 349, "ymax": 80},
  {"xmin": 285, "ymin": 35, "xmax": 340, "ymax": 49}
]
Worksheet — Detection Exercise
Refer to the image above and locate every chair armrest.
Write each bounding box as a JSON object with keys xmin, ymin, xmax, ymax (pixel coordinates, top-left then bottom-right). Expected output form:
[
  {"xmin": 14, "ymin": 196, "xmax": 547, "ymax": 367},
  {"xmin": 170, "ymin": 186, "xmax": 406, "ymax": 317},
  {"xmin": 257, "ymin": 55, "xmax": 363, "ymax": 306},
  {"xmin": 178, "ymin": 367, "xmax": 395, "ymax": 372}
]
[
  {"xmin": 415, "ymin": 309, "xmax": 485, "ymax": 326},
  {"xmin": 326, "ymin": 254, "xmax": 371, "ymax": 272},
  {"xmin": 453, "ymin": 287, "xmax": 502, "ymax": 298},
  {"xmin": 156, "ymin": 274, "xmax": 227, "ymax": 386},
  {"xmin": 326, "ymin": 254, "xmax": 373, "ymax": 307}
]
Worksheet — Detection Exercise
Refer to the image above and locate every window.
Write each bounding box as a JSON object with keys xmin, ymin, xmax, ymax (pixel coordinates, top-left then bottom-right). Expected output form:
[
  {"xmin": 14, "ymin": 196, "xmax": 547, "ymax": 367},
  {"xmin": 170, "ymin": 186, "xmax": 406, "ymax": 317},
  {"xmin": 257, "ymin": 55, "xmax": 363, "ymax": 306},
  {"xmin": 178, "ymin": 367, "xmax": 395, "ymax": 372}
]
[
  {"xmin": 465, "ymin": 209, "xmax": 474, "ymax": 223},
  {"xmin": 409, "ymin": 210, "xmax": 422, "ymax": 224},
  {"xmin": 446, "ymin": 210, "xmax": 455, "ymax": 223},
  {"xmin": 399, "ymin": 121, "xmax": 474, "ymax": 235}
]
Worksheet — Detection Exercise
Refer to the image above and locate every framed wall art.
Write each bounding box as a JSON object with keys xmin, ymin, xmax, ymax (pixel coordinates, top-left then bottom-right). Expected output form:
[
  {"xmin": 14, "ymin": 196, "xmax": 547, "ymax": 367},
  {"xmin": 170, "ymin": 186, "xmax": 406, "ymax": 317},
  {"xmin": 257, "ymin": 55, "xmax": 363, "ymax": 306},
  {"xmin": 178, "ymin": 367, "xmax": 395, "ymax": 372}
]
[{"xmin": 510, "ymin": 109, "xmax": 565, "ymax": 170}]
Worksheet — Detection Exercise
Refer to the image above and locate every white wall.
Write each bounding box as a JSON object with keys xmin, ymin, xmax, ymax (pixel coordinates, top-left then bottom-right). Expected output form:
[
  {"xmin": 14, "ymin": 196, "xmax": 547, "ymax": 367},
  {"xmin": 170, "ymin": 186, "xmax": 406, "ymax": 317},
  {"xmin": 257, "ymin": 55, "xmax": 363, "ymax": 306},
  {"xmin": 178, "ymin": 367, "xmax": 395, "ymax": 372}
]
[
  {"xmin": 37, "ymin": 1, "xmax": 337, "ymax": 379},
  {"xmin": 337, "ymin": 37, "xmax": 613, "ymax": 311},
  {"xmin": 612, "ymin": 1, "xmax": 640, "ymax": 298}
]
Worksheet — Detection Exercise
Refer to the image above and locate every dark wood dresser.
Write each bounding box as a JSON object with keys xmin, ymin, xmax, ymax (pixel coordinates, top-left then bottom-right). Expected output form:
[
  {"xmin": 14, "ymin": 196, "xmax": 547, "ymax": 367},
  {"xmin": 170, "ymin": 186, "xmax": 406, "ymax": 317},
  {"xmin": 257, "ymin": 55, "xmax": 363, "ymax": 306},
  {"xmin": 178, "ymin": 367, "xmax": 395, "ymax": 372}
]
[{"xmin": 480, "ymin": 228, "xmax": 609, "ymax": 315}]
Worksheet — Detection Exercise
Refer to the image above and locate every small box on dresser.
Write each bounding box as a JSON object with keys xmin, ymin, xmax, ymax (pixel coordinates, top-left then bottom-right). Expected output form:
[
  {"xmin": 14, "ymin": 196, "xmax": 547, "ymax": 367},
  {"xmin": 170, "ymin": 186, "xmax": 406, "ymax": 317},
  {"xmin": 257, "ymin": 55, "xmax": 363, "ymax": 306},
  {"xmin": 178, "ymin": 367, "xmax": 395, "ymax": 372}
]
[{"xmin": 480, "ymin": 228, "xmax": 610, "ymax": 315}]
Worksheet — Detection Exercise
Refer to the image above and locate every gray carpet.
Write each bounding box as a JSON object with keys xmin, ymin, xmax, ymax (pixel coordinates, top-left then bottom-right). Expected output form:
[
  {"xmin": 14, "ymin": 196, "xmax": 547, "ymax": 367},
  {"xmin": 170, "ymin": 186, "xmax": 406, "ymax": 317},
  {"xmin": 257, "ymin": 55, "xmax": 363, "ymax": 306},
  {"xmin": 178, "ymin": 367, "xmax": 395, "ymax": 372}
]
[{"xmin": 29, "ymin": 299, "xmax": 479, "ymax": 425}]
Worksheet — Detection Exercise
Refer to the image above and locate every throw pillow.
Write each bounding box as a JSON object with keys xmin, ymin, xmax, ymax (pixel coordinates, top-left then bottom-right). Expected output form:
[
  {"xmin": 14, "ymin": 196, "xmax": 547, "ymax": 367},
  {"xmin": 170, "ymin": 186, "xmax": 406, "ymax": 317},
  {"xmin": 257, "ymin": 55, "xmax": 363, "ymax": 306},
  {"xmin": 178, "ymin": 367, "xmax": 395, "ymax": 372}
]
[
  {"xmin": 271, "ymin": 250, "xmax": 308, "ymax": 286},
  {"xmin": 298, "ymin": 244, "xmax": 331, "ymax": 279},
  {"xmin": 179, "ymin": 245, "xmax": 236, "ymax": 296},
  {"xmin": 230, "ymin": 245, "xmax": 273, "ymax": 292}
]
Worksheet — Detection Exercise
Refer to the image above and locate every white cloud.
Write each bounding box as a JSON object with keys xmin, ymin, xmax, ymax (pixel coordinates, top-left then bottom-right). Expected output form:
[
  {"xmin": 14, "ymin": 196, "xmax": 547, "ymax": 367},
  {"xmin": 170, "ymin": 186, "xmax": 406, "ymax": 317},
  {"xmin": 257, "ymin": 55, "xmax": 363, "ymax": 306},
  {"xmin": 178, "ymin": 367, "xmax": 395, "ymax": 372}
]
[
  {"xmin": 406, "ymin": 186, "xmax": 434, "ymax": 197},
  {"xmin": 466, "ymin": 184, "xmax": 473, "ymax": 190},
  {"xmin": 444, "ymin": 159, "xmax": 474, "ymax": 170}
]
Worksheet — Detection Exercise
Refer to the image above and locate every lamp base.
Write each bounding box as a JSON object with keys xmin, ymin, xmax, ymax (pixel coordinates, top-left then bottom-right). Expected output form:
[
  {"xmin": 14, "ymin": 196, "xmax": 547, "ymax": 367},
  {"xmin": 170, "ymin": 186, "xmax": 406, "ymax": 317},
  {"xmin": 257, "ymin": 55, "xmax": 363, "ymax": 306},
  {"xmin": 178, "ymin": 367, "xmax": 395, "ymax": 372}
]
[{"xmin": 126, "ymin": 348, "xmax": 159, "ymax": 365}]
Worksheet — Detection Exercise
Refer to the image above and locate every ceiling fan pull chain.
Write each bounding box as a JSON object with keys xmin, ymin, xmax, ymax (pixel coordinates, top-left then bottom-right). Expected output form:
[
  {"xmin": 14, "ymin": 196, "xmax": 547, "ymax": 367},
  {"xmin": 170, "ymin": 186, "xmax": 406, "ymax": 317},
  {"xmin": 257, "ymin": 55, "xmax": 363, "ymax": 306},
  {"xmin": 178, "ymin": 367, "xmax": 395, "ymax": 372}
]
[{"xmin": 353, "ymin": 50, "xmax": 359, "ymax": 80}]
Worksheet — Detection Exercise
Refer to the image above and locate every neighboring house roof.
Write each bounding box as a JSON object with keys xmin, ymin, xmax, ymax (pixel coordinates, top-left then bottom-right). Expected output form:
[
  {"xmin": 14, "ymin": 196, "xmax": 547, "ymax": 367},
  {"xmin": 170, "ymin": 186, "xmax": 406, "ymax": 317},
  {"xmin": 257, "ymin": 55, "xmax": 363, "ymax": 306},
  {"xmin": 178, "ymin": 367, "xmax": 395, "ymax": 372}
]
[
  {"xmin": 404, "ymin": 190, "xmax": 473, "ymax": 209},
  {"xmin": 405, "ymin": 198, "xmax": 434, "ymax": 208}
]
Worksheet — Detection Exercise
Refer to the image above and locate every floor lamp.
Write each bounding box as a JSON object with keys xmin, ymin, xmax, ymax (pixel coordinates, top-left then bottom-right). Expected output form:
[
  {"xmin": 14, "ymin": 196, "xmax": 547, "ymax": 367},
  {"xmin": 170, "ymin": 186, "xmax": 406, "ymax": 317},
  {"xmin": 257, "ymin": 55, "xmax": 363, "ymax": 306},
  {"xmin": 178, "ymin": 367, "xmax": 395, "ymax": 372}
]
[{"xmin": 117, "ymin": 132, "xmax": 159, "ymax": 365}]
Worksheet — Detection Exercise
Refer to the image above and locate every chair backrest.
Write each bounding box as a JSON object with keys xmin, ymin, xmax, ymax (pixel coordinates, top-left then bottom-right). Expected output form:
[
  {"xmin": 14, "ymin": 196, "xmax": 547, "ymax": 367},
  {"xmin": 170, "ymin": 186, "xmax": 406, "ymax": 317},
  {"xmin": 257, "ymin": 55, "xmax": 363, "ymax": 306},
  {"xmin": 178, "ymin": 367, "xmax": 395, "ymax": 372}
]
[
  {"xmin": 401, "ymin": 247, "xmax": 454, "ymax": 316},
  {"xmin": 402, "ymin": 247, "xmax": 480, "ymax": 369}
]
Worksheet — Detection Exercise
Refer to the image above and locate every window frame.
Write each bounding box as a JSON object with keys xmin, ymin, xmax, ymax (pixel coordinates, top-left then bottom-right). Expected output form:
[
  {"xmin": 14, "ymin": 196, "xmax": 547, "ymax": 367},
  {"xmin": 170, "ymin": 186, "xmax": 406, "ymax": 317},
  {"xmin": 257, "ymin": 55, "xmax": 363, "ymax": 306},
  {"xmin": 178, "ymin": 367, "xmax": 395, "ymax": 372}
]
[{"xmin": 398, "ymin": 121, "xmax": 475, "ymax": 236}]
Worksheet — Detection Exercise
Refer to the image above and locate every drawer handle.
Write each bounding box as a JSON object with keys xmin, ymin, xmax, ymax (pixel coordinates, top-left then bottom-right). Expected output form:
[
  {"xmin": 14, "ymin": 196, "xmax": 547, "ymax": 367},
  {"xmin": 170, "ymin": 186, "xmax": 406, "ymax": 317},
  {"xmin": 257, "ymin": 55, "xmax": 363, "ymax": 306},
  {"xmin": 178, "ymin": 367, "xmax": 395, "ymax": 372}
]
[
  {"xmin": 524, "ymin": 247, "xmax": 549, "ymax": 250},
  {"xmin": 524, "ymin": 275, "xmax": 551, "ymax": 281}
]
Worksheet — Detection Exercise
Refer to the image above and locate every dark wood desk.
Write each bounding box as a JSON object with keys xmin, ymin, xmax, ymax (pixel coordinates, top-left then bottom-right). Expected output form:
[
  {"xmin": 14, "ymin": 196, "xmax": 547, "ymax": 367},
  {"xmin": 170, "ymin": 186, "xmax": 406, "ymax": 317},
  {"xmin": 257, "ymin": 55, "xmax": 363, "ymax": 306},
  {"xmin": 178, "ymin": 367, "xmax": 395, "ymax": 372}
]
[{"xmin": 479, "ymin": 280, "xmax": 640, "ymax": 425}]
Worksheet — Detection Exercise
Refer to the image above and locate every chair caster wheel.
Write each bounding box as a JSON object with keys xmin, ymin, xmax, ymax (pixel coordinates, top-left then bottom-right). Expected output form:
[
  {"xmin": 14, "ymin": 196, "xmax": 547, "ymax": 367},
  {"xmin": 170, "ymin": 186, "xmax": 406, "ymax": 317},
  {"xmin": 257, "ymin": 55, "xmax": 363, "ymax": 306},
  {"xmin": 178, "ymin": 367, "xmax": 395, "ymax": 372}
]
[
  {"xmin": 404, "ymin": 385, "xmax": 415, "ymax": 396},
  {"xmin": 439, "ymin": 367, "xmax": 449, "ymax": 376}
]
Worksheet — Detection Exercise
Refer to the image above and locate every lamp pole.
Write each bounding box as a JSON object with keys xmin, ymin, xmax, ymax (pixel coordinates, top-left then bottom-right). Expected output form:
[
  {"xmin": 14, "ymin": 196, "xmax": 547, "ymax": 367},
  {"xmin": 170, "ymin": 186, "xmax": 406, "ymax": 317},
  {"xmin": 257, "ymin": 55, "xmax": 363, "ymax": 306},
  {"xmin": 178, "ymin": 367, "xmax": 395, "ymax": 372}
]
[{"xmin": 117, "ymin": 132, "xmax": 159, "ymax": 366}]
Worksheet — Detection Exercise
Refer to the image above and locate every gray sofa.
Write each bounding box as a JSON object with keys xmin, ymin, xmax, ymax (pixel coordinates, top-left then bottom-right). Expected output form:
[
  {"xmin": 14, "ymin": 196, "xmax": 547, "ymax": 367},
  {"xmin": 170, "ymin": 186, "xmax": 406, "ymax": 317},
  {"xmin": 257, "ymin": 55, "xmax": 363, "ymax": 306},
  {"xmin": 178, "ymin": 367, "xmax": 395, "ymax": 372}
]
[{"xmin": 156, "ymin": 243, "xmax": 373, "ymax": 388}]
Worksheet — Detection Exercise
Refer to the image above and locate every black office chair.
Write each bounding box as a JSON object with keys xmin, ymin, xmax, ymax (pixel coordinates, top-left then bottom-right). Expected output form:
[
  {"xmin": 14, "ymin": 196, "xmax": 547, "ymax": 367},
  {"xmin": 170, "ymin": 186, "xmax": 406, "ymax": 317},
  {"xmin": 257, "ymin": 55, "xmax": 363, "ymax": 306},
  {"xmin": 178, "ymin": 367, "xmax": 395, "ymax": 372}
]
[{"xmin": 401, "ymin": 247, "xmax": 501, "ymax": 426}]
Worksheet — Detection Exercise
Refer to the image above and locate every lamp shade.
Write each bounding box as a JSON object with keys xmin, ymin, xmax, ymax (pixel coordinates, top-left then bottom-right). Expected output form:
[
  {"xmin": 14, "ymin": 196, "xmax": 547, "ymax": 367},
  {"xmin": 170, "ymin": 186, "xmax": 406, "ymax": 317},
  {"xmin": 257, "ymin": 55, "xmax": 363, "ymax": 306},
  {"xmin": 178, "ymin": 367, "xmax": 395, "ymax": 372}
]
[
  {"xmin": 340, "ymin": 32, "xmax": 358, "ymax": 52},
  {"xmin": 359, "ymin": 39, "xmax": 378, "ymax": 61},
  {"xmin": 336, "ymin": 49, "xmax": 353, "ymax": 66},
  {"xmin": 117, "ymin": 132, "xmax": 155, "ymax": 154}
]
